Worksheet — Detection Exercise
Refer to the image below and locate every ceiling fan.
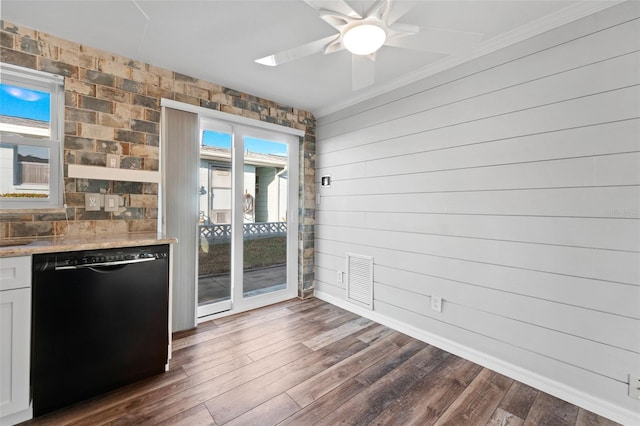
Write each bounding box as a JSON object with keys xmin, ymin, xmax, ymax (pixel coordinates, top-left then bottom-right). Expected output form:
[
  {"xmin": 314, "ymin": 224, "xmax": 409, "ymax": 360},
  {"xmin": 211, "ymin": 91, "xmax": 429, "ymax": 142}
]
[{"xmin": 255, "ymin": 0, "xmax": 483, "ymax": 91}]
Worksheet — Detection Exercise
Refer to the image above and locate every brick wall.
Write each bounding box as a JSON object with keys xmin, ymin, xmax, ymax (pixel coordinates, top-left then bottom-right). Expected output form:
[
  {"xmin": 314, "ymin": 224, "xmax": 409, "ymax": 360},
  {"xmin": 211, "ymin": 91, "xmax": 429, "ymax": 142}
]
[{"xmin": 0, "ymin": 20, "xmax": 316, "ymax": 297}]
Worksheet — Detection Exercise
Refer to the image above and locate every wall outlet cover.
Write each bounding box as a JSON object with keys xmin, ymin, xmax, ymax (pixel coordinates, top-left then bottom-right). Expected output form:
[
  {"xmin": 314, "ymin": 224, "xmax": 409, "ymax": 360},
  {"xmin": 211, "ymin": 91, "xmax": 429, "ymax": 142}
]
[
  {"xmin": 104, "ymin": 194, "xmax": 119, "ymax": 212},
  {"xmin": 85, "ymin": 193, "xmax": 103, "ymax": 211},
  {"xmin": 630, "ymin": 374, "xmax": 640, "ymax": 399},
  {"xmin": 337, "ymin": 270, "xmax": 343, "ymax": 283},
  {"xmin": 431, "ymin": 295, "xmax": 442, "ymax": 313}
]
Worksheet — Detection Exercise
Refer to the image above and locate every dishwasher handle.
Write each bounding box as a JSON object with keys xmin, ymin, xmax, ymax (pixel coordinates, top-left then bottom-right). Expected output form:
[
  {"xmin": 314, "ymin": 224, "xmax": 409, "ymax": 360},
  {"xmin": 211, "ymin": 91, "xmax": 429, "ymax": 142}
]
[{"xmin": 55, "ymin": 257, "xmax": 157, "ymax": 271}]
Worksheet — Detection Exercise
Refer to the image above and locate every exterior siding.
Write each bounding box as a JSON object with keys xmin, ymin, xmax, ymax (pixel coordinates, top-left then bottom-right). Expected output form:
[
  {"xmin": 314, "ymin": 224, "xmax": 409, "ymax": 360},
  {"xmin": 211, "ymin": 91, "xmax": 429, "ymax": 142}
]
[
  {"xmin": 314, "ymin": 2, "xmax": 640, "ymax": 423},
  {"xmin": 255, "ymin": 167, "xmax": 275, "ymax": 222}
]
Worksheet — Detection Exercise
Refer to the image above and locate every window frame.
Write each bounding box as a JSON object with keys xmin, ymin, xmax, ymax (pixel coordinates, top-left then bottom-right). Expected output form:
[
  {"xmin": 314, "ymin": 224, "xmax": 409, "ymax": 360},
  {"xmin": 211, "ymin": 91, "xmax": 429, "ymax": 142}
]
[{"xmin": 0, "ymin": 62, "xmax": 64, "ymax": 210}]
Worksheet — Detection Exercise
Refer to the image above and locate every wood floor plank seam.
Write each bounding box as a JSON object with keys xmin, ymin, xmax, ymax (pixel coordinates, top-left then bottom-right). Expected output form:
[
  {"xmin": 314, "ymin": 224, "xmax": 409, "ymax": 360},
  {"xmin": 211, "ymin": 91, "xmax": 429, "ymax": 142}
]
[
  {"xmin": 312, "ymin": 346, "xmax": 454, "ymax": 425},
  {"xmin": 205, "ymin": 331, "xmax": 379, "ymax": 424},
  {"xmin": 287, "ymin": 331, "xmax": 408, "ymax": 407},
  {"xmin": 125, "ymin": 343, "xmax": 315, "ymax": 424},
  {"xmin": 370, "ymin": 355, "xmax": 484, "ymax": 425}
]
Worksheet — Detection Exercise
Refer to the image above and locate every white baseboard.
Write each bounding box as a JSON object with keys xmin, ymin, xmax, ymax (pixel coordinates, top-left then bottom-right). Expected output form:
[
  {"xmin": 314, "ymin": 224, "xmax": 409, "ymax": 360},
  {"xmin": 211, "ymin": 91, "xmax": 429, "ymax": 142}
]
[
  {"xmin": 315, "ymin": 290, "xmax": 639, "ymax": 426},
  {"xmin": 0, "ymin": 405, "xmax": 32, "ymax": 426}
]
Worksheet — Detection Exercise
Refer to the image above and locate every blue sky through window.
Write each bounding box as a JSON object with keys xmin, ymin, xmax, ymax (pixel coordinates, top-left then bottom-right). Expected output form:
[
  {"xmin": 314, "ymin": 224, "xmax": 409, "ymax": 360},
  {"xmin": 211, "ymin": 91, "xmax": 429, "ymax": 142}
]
[
  {"xmin": 0, "ymin": 84, "xmax": 50, "ymax": 122},
  {"xmin": 202, "ymin": 130, "xmax": 287, "ymax": 156}
]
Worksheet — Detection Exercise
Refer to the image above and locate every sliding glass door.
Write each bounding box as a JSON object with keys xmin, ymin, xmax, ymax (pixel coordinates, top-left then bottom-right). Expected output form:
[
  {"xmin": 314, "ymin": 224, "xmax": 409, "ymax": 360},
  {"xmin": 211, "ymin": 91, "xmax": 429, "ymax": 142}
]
[
  {"xmin": 197, "ymin": 123, "xmax": 233, "ymax": 317},
  {"xmin": 242, "ymin": 137, "xmax": 288, "ymax": 298},
  {"xmin": 197, "ymin": 118, "xmax": 298, "ymax": 319}
]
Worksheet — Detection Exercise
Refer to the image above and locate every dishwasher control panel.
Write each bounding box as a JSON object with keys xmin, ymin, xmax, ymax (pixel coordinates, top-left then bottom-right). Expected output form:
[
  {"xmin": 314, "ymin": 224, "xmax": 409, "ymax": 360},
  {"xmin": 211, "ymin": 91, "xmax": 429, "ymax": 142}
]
[
  {"xmin": 35, "ymin": 245, "xmax": 169, "ymax": 271},
  {"xmin": 60, "ymin": 251, "xmax": 167, "ymax": 266}
]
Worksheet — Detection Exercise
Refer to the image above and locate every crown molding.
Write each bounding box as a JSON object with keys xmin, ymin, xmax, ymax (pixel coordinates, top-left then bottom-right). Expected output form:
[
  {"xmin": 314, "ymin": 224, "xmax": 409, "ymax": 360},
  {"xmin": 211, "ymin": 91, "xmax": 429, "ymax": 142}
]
[{"xmin": 315, "ymin": 0, "xmax": 625, "ymax": 118}]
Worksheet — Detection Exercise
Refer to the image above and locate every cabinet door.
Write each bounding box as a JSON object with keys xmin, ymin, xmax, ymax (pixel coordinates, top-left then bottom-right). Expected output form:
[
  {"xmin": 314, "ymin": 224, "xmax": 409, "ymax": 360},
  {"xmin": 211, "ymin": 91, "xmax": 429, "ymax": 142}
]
[
  {"xmin": 0, "ymin": 256, "xmax": 31, "ymax": 292},
  {"xmin": 0, "ymin": 288, "xmax": 31, "ymax": 417}
]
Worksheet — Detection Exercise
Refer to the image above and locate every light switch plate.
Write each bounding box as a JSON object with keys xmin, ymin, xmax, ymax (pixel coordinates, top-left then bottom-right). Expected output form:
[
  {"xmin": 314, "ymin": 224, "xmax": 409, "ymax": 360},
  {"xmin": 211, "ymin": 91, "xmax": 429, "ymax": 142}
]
[
  {"xmin": 85, "ymin": 193, "xmax": 102, "ymax": 211},
  {"xmin": 106, "ymin": 154, "xmax": 120, "ymax": 168},
  {"xmin": 104, "ymin": 194, "xmax": 119, "ymax": 212}
]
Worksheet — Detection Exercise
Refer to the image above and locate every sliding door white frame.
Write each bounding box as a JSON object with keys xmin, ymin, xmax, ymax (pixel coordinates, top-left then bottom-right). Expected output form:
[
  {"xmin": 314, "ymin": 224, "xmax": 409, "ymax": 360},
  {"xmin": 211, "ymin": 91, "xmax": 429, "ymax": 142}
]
[
  {"xmin": 230, "ymin": 124, "xmax": 299, "ymax": 313},
  {"xmin": 161, "ymin": 99, "xmax": 305, "ymax": 139}
]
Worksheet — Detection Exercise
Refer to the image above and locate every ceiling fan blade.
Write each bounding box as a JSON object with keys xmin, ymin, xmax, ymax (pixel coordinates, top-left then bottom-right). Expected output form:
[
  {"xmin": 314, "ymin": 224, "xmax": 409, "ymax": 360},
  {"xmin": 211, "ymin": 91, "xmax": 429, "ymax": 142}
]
[
  {"xmin": 255, "ymin": 35, "xmax": 339, "ymax": 66},
  {"xmin": 386, "ymin": 27, "xmax": 483, "ymax": 56},
  {"xmin": 303, "ymin": 0, "xmax": 361, "ymax": 18},
  {"xmin": 365, "ymin": 0, "xmax": 390, "ymax": 21},
  {"xmin": 320, "ymin": 13, "xmax": 350, "ymax": 31},
  {"xmin": 352, "ymin": 54, "xmax": 375, "ymax": 91},
  {"xmin": 385, "ymin": 0, "xmax": 412, "ymax": 25},
  {"xmin": 325, "ymin": 37, "xmax": 344, "ymax": 55}
]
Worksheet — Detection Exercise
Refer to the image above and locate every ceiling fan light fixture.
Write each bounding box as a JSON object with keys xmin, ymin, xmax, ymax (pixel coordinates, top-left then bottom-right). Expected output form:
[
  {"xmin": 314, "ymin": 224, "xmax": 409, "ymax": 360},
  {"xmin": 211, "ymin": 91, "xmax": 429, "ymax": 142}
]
[{"xmin": 343, "ymin": 23, "xmax": 386, "ymax": 55}]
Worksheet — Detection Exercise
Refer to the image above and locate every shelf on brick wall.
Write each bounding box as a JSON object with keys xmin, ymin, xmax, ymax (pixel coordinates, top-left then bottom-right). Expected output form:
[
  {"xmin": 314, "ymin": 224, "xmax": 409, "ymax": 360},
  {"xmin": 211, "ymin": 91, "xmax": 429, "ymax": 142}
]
[{"xmin": 68, "ymin": 164, "xmax": 160, "ymax": 183}]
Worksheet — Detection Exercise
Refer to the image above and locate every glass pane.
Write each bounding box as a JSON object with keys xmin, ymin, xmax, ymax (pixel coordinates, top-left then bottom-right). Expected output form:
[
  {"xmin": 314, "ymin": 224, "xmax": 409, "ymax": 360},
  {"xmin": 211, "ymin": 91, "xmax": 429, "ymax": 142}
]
[
  {"xmin": 198, "ymin": 130, "xmax": 232, "ymax": 306},
  {"xmin": 243, "ymin": 137, "xmax": 288, "ymax": 298},
  {"xmin": 0, "ymin": 83, "xmax": 51, "ymax": 138},
  {"xmin": 0, "ymin": 144, "xmax": 50, "ymax": 199}
]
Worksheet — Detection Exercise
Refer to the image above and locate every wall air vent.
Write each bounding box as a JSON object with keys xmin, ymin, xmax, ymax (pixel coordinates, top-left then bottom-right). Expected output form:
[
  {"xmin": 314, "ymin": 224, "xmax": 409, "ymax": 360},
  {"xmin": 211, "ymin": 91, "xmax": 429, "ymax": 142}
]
[{"xmin": 346, "ymin": 253, "xmax": 373, "ymax": 310}]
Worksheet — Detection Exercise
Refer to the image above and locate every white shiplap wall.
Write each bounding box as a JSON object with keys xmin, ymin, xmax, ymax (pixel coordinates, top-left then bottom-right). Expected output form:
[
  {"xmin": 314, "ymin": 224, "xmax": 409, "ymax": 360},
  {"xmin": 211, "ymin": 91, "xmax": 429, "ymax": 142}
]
[{"xmin": 314, "ymin": 2, "xmax": 640, "ymax": 424}]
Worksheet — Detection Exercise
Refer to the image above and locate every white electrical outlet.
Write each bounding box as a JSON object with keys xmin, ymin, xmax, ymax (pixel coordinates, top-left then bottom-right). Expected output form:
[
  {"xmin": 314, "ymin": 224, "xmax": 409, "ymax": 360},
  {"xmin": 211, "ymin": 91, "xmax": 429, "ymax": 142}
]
[
  {"xmin": 337, "ymin": 271, "xmax": 343, "ymax": 283},
  {"xmin": 85, "ymin": 193, "xmax": 102, "ymax": 211},
  {"xmin": 431, "ymin": 295, "xmax": 442, "ymax": 313},
  {"xmin": 630, "ymin": 374, "xmax": 640, "ymax": 399}
]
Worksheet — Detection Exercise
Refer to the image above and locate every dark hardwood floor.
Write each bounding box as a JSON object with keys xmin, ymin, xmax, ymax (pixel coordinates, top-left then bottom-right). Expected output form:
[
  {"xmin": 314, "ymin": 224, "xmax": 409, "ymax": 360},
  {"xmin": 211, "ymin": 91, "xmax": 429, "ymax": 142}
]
[{"xmin": 24, "ymin": 298, "xmax": 619, "ymax": 425}]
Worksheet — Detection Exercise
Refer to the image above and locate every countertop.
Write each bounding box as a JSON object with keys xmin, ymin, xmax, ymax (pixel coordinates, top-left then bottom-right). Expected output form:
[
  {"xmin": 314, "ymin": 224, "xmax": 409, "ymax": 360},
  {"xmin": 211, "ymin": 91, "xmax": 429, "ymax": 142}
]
[{"xmin": 0, "ymin": 232, "xmax": 177, "ymax": 257}]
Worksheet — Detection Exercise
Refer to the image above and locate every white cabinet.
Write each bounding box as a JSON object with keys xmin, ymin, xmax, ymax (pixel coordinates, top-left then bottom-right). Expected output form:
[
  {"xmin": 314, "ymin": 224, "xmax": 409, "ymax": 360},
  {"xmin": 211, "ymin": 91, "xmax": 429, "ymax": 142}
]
[{"xmin": 0, "ymin": 256, "xmax": 32, "ymax": 425}]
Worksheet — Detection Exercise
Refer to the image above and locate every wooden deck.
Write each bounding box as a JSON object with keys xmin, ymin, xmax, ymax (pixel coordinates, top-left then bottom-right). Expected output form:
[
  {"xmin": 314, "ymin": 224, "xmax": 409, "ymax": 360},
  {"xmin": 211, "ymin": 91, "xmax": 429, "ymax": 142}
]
[{"xmin": 24, "ymin": 298, "xmax": 618, "ymax": 425}]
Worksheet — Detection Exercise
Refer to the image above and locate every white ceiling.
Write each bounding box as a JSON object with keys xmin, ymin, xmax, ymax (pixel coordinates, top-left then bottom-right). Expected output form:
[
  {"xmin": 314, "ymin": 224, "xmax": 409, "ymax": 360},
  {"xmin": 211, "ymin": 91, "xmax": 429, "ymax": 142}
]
[{"xmin": 1, "ymin": 0, "xmax": 618, "ymax": 117}]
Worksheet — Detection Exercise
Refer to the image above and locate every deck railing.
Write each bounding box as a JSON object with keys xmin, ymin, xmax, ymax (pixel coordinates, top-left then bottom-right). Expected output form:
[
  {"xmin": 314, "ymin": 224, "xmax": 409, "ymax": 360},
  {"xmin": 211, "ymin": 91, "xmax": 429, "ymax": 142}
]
[{"xmin": 199, "ymin": 221, "xmax": 286, "ymax": 242}]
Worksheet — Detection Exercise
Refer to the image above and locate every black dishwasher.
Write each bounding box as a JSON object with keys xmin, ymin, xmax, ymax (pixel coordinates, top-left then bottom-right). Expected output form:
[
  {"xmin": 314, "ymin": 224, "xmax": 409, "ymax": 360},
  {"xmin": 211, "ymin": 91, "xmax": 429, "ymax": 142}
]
[{"xmin": 31, "ymin": 244, "xmax": 170, "ymax": 417}]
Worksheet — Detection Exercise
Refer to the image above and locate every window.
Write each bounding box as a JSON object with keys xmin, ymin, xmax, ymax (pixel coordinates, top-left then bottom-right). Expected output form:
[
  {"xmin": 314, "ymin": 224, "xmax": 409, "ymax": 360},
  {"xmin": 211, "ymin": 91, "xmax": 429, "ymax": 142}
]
[{"xmin": 0, "ymin": 63, "xmax": 64, "ymax": 209}]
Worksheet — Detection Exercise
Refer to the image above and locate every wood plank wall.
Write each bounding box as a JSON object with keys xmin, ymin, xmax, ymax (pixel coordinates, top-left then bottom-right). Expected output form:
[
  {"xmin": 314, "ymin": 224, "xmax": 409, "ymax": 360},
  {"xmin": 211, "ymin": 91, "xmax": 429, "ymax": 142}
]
[{"xmin": 314, "ymin": 2, "xmax": 640, "ymax": 423}]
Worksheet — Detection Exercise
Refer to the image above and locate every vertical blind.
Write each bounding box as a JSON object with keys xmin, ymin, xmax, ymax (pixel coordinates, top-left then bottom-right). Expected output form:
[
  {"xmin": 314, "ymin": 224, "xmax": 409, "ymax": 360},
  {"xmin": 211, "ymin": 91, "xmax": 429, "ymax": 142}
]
[{"xmin": 161, "ymin": 107, "xmax": 199, "ymax": 332}]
